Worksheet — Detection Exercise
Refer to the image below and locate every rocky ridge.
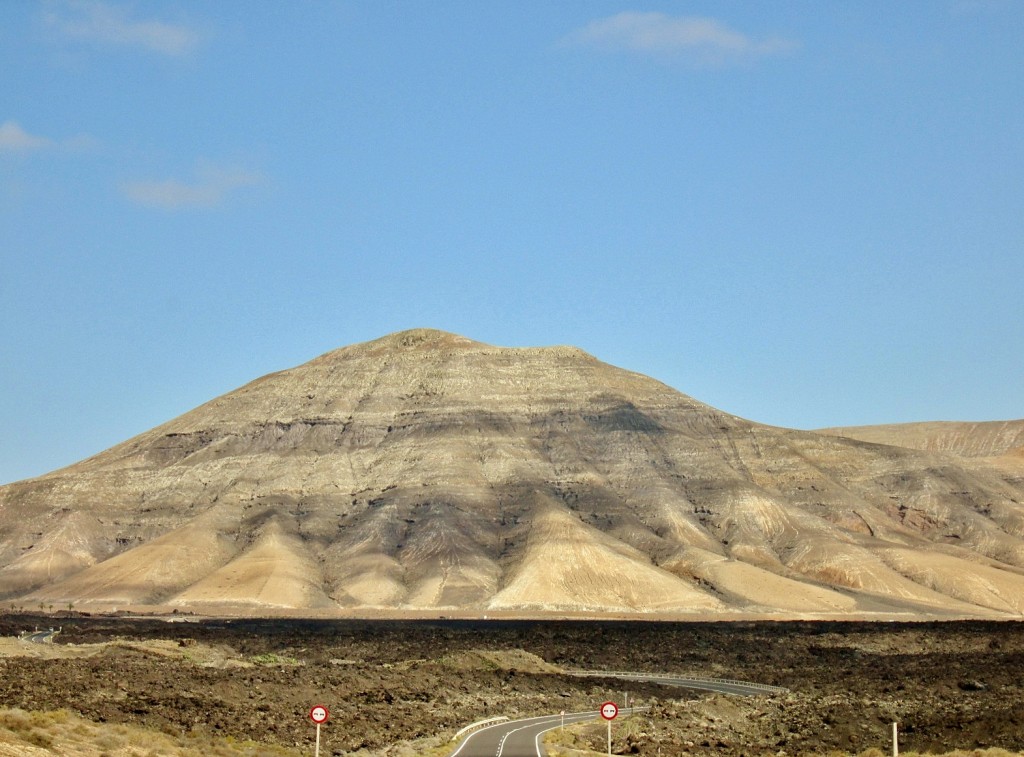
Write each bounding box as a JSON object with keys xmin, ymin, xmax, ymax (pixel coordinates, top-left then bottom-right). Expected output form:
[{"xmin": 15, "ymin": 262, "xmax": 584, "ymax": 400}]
[{"xmin": 818, "ymin": 420, "xmax": 1024, "ymax": 459}]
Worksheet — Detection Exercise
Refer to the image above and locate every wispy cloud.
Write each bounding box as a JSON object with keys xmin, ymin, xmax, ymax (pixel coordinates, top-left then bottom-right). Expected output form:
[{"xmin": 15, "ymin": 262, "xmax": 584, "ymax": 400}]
[
  {"xmin": 0, "ymin": 121, "xmax": 53, "ymax": 151},
  {"xmin": 564, "ymin": 12, "xmax": 796, "ymax": 66},
  {"xmin": 0, "ymin": 120, "xmax": 96, "ymax": 153},
  {"xmin": 45, "ymin": 1, "xmax": 200, "ymax": 57},
  {"xmin": 122, "ymin": 164, "xmax": 262, "ymax": 210}
]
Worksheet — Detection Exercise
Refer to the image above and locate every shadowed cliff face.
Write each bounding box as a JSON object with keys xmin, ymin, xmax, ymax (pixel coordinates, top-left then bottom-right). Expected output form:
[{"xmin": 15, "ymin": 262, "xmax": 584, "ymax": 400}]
[{"xmin": 1, "ymin": 328, "xmax": 1023, "ymax": 618}]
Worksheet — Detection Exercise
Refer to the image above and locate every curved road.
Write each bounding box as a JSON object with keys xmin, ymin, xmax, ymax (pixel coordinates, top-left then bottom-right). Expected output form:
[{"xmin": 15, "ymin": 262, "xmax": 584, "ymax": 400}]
[
  {"xmin": 22, "ymin": 628, "xmax": 59, "ymax": 644},
  {"xmin": 448, "ymin": 674, "xmax": 785, "ymax": 757},
  {"xmin": 450, "ymin": 708, "xmax": 641, "ymax": 757}
]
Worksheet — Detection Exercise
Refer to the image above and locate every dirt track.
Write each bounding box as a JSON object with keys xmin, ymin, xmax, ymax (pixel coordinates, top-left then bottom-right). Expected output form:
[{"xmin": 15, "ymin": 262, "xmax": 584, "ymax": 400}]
[{"xmin": 1, "ymin": 615, "xmax": 1023, "ymax": 755}]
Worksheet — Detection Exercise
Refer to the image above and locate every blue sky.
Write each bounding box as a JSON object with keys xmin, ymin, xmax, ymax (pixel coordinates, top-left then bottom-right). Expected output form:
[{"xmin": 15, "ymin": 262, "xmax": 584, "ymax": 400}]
[{"xmin": 2, "ymin": 1, "xmax": 1022, "ymax": 484}]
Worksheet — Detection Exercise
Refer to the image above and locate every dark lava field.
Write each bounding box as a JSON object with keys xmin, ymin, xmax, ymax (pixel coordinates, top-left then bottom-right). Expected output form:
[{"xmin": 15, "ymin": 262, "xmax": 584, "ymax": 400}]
[{"xmin": 2, "ymin": 615, "xmax": 1023, "ymax": 755}]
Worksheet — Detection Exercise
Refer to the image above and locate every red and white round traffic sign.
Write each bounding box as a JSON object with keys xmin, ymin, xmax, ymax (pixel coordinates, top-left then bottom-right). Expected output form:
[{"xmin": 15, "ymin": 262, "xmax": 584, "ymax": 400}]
[
  {"xmin": 600, "ymin": 701, "xmax": 618, "ymax": 720},
  {"xmin": 309, "ymin": 705, "xmax": 330, "ymax": 724}
]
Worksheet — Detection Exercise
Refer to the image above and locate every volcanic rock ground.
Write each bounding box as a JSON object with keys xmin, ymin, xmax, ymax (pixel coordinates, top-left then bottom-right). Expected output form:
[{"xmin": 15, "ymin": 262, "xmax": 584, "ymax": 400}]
[{"xmin": 2, "ymin": 615, "xmax": 1024, "ymax": 756}]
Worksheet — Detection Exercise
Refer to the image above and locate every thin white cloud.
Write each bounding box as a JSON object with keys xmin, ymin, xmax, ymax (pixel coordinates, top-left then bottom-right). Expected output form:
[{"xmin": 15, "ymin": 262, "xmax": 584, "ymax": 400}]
[
  {"xmin": 45, "ymin": 1, "xmax": 200, "ymax": 57},
  {"xmin": 0, "ymin": 121, "xmax": 53, "ymax": 151},
  {"xmin": 0, "ymin": 120, "xmax": 96, "ymax": 153},
  {"xmin": 564, "ymin": 12, "xmax": 796, "ymax": 66},
  {"xmin": 122, "ymin": 164, "xmax": 262, "ymax": 210}
]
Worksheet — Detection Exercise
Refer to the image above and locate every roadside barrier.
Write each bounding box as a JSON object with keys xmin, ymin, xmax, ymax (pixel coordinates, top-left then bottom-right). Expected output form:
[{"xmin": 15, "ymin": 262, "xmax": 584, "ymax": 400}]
[
  {"xmin": 572, "ymin": 670, "xmax": 788, "ymax": 694},
  {"xmin": 451, "ymin": 715, "xmax": 510, "ymax": 742}
]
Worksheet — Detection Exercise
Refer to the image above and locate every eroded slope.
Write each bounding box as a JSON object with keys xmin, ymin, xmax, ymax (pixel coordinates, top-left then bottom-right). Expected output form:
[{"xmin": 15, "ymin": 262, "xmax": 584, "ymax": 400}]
[{"xmin": 2, "ymin": 329, "xmax": 1023, "ymax": 617}]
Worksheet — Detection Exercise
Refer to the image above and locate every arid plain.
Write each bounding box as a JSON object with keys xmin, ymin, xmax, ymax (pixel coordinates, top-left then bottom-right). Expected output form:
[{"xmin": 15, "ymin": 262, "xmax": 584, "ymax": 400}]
[{"xmin": 3, "ymin": 615, "xmax": 1024, "ymax": 756}]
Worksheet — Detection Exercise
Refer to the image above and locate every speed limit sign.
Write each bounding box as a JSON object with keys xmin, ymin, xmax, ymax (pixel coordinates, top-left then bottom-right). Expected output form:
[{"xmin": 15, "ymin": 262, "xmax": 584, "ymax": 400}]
[
  {"xmin": 600, "ymin": 701, "xmax": 618, "ymax": 720},
  {"xmin": 309, "ymin": 705, "xmax": 330, "ymax": 757}
]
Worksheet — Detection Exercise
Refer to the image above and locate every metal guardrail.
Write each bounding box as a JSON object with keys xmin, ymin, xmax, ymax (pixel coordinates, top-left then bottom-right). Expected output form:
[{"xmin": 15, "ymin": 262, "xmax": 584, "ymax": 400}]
[
  {"xmin": 451, "ymin": 715, "xmax": 510, "ymax": 741},
  {"xmin": 571, "ymin": 670, "xmax": 788, "ymax": 694}
]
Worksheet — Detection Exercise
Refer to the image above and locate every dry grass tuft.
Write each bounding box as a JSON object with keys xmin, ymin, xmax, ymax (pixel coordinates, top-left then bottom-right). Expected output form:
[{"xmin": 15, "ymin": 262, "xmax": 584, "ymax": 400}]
[
  {"xmin": 0, "ymin": 707, "xmax": 299, "ymax": 757},
  {"xmin": 542, "ymin": 719, "xmax": 1024, "ymax": 757}
]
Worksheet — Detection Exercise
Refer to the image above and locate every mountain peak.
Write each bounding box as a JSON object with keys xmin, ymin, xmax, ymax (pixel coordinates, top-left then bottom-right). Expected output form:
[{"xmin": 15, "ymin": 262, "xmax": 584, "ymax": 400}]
[
  {"xmin": 368, "ymin": 328, "xmax": 482, "ymax": 350},
  {"xmin": 2, "ymin": 332, "xmax": 1023, "ymax": 619},
  {"xmin": 311, "ymin": 328, "xmax": 599, "ymax": 370}
]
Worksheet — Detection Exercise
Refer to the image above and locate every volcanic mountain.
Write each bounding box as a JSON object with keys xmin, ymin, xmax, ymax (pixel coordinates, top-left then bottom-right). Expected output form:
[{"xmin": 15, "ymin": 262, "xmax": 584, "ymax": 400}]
[{"xmin": 2, "ymin": 329, "xmax": 1023, "ymax": 618}]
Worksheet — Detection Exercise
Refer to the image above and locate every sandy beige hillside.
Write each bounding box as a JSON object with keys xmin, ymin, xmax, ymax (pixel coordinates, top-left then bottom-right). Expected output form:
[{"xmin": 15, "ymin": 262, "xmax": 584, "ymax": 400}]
[
  {"xmin": 819, "ymin": 419, "xmax": 1024, "ymax": 459},
  {"xmin": 2, "ymin": 329, "xmax": 1023, "ymax": 618}
]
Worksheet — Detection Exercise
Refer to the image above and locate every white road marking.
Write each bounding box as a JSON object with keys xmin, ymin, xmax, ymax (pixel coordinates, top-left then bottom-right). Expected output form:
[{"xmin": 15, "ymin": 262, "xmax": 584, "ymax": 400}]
[
  {"xmin": 449, "ymin": 716, "xmax": 551, "ymax": 757},
  {"xmin": 451, "ymin": 707, "xmax": 647, "ymax": 757},
  {"xmin": 450, "ymin": 711, "xmax": 596, "ymax": 757},
  {"xmin": 532, "ymin": 713, "xmax": 597, "ymax": 757},
  {"xmin": 496, "ymin": 718, "xmax": 557, "ymax": 756}
]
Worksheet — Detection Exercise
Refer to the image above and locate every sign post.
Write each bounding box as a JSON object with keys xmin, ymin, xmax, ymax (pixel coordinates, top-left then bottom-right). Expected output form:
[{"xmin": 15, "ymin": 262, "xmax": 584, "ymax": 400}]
[
  {"xmin": 600, "ymin": 701, "xmax": 618, "ymax": 756},
  {"xmin": 309, "ymin": 705, "xmax": 329, "ymax": 757}
]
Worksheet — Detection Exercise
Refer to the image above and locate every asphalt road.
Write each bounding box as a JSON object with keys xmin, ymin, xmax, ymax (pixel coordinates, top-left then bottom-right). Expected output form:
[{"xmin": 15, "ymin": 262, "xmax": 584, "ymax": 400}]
[
  {"xmin": 449, "ymin": 708, "xmax": 641, "ymax": 757},
  {"xmin": 22, "ymin": 628, "xmax": 59, "ymax": 644},
  {"xmin": 447, "ymin": 674, "xmax": 785, "ymax": 756}
]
